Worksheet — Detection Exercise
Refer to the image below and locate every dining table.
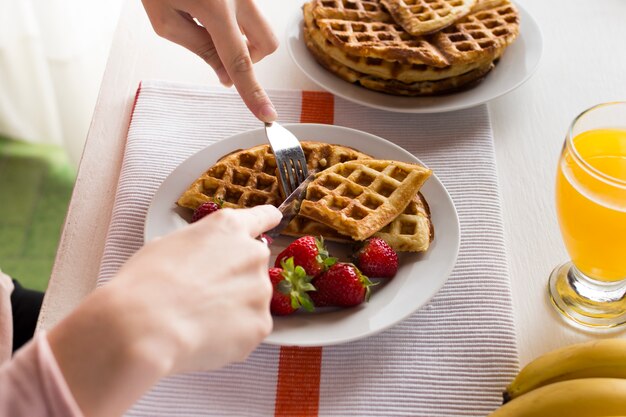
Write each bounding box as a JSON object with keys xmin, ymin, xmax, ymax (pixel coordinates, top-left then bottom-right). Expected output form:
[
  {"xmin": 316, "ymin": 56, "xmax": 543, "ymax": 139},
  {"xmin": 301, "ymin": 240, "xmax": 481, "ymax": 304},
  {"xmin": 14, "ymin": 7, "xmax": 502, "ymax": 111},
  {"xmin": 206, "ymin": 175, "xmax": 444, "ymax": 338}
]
[{"xmin": 37, "ymin": 0, "xmax": 626, "ymax": 376}]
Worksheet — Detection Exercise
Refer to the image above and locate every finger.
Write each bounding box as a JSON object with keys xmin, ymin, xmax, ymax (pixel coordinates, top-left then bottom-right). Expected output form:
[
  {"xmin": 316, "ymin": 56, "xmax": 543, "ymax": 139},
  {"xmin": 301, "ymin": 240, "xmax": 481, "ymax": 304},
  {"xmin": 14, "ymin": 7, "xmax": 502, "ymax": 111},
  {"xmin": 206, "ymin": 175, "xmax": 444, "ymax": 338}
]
[
  {"xmin": 197, "ymin": 6, "xmax": 278, "ymax": 122},
  {"xmin": 232, "ymin": 205, "xmax": 282, "ymax": 237},
  {"xmin": 246, "ymin": 41, "xmax": 263, "ymax": 64},
  {"xmin": 147, "ymin": 7, "xmax": 233, "ymax": 86},
  {"xmin": 236, "ymin": 0, "xmax": 279, "ymax": 61}
]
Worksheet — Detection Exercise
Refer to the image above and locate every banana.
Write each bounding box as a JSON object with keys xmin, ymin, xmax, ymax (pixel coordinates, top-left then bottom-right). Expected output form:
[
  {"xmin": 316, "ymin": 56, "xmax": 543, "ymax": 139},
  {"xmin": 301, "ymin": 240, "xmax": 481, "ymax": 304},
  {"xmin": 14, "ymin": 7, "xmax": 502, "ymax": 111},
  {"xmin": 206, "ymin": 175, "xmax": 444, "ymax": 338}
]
[
  {"xmin": 505, "ymin": 338, "xmax": 626, "ymax": 401},
  {"xmin": 490, "ymin": 378, "xmax": 626, "ymax": 417}
]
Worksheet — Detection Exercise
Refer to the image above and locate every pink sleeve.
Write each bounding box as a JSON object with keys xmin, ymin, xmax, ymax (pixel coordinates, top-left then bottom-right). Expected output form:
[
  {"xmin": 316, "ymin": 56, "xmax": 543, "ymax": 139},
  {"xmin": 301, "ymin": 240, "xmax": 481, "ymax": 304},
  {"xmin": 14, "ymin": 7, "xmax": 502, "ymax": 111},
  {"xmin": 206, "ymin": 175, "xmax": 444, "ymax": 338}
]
[{"xmin": 0, "ymin": 332, "xmax": 83, "ymax": 417}]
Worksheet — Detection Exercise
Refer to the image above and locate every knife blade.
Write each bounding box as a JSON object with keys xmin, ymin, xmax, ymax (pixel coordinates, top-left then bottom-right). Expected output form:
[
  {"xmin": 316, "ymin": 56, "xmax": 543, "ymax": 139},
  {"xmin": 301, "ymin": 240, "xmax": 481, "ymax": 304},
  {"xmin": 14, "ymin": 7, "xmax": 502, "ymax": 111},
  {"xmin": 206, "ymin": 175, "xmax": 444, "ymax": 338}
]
[{"xmin": 263, "ymin": 171, "xmax": 317, "ymax": 239}]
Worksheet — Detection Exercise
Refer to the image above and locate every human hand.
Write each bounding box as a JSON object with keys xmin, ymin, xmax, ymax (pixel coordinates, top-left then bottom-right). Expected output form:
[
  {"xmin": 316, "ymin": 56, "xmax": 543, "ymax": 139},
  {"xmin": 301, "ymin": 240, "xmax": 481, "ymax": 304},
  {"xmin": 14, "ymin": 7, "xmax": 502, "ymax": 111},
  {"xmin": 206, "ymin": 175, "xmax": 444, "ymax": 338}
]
[
  {"xmin": 113, "ymin": 205, "xmax": 282, "ymax": 374},
  {"xmin": 48, "ymin": 205, "xmax": 281, "ymax": 417},
  {"xmin": 142, "ymin": 0, "xmax": 279, "ymax": 122}
]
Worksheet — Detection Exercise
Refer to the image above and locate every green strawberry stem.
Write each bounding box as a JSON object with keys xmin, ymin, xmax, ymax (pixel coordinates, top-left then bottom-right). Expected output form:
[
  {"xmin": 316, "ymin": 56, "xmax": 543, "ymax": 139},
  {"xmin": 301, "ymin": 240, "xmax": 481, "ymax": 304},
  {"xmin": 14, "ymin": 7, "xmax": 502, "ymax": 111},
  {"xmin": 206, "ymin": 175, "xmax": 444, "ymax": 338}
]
[
  {"xmin": 315, "ymin": 236, "xmax": 337, "ymax": 269},
  {"xmin": 351, "ymin": 264, "xmax": 376, "ymax": 302},
  {"xmin": 280, "ymin": 257, "xmax": 316, "ymax": 312}
]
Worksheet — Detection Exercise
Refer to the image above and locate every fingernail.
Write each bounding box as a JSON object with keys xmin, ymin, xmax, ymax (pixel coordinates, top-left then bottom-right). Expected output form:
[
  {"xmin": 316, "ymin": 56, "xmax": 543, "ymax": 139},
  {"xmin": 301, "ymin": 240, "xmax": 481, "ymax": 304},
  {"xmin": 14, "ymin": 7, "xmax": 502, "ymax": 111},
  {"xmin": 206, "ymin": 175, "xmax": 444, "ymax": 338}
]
[{"xmin": 259, "ymin": 104, "xmax": 278, "ymax": 122}]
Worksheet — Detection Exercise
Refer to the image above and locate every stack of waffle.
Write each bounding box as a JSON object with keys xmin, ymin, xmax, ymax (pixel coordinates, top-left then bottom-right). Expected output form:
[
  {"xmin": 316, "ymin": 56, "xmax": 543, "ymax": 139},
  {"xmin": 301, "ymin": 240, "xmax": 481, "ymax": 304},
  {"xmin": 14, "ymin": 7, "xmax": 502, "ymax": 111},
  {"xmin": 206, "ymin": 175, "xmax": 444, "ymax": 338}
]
[
  {"xmin": 177, "ymin": 142, "xmax": 434, "ymax": 252},
  {"xmin": 302, "ymin": 0, "xmax": 520, "ymax": 96}
]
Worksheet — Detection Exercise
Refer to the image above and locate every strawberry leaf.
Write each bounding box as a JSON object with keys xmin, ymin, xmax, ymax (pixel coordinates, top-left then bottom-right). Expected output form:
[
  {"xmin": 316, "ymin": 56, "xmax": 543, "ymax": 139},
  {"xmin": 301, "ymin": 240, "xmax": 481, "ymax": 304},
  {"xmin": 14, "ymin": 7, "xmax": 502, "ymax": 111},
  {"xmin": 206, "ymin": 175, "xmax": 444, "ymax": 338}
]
[
  {"xmin": 314, "ymin": 236, "xmax": 336, "ymax": 272},
  {"xmin": 298, "ymin": 293, "xmax": 315, "ymax": 312},
  {"xmin": 280, "ymin": 256, "xmax": 316, "ymax": 312},
  {"xmin": 277, "ymin": 279, "xmax": 292, "ymax": 295},
  {"xmin": 349, "ymin": 263, "xmax": 377, "ymax": 302}
]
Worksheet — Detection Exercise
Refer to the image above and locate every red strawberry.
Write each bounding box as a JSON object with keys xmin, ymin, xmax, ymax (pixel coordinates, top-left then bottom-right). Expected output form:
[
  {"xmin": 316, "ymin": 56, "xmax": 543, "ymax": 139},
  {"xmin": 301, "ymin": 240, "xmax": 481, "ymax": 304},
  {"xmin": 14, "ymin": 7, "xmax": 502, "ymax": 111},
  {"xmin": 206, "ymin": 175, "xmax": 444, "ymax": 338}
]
[
  {"xmin": 268, "ymin": 257, "xmax": 316, "ymax": 316},
  {"xmin": 352, "ymin": 237, "xmax": 399, "ymax": 278},
  {"xmin": 310, "ymin": 263, "xmax": 374, "ymax": 308},
  {"xmin": 191, "ymin": 200, "xmax": 223, "ymax": 222},
  {"xmin": 274, "ymin": 236, "xmax": 336, "ymax": 277}
]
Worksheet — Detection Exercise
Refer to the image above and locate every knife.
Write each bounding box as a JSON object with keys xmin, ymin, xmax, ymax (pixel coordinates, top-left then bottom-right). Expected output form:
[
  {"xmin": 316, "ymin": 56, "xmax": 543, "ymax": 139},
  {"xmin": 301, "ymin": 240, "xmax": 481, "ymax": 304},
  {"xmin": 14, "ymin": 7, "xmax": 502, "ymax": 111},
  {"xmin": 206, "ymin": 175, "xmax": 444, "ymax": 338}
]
[{"xmin": 262, "ymin": 171, "xmax": 317, "ymax": 241}]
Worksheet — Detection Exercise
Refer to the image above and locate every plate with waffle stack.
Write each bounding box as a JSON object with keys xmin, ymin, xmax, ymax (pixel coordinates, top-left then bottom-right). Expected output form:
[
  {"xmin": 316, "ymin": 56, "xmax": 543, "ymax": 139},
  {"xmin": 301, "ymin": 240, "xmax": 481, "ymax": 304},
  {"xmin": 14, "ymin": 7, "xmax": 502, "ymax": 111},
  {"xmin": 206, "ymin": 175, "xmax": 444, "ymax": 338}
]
[
  {"xmin": 288, "ymin": 0, "xmax": 542, "ymax": 113},
  {"xmin": 145, "ymin": 124, "xmax": 459, "ymax": 346}
]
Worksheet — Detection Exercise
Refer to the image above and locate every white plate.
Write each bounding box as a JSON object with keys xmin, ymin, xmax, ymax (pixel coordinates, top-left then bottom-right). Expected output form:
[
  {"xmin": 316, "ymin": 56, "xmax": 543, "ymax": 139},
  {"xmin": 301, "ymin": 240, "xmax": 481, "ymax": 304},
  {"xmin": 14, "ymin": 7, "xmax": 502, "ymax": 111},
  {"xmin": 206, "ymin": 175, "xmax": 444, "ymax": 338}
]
[
  {"xmin": 145, "ymin": 124, "xmax": 460, "ymax": 346},
  {"xmin": 286, "ymin": 3, "xmax": 542, "ymax": 114}
]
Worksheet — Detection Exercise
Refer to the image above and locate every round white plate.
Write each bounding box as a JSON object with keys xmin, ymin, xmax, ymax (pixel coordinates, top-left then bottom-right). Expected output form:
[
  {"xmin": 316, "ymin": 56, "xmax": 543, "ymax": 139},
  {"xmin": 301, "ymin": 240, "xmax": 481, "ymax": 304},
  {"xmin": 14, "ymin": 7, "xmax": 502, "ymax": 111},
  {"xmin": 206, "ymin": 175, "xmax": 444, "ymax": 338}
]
[
  {"xmin": 145, "ymin": 124, "xmax": 460, "ymax": 346},
  {"xmin": 286, "ymin": 3, "xmax": 542, "ymax": 114}
]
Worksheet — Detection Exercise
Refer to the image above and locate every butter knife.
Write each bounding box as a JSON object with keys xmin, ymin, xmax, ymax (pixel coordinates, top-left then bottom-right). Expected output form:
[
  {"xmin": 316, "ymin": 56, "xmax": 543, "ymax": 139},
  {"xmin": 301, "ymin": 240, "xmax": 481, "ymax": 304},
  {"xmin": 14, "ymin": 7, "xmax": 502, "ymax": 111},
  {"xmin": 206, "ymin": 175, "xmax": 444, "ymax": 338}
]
[{"xmin": 263, "ymin": 171, "xmax": 317, "ymax": 240}]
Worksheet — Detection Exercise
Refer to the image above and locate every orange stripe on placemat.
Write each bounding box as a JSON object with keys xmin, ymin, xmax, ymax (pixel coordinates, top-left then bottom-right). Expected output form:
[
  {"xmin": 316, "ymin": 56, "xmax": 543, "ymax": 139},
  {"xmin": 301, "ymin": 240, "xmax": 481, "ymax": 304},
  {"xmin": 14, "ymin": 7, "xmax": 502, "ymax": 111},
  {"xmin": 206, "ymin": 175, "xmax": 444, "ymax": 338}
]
[
  {"xmin": 274, "ymin": 346, "xmax": 324, "ymax": 417},
  {"xmin": 300, "ymin": 91, "xmax": 334, "ymax": 125},
  {"xmin": 273, "ymin": 91, "xmax": 334, "ymax": 417}
]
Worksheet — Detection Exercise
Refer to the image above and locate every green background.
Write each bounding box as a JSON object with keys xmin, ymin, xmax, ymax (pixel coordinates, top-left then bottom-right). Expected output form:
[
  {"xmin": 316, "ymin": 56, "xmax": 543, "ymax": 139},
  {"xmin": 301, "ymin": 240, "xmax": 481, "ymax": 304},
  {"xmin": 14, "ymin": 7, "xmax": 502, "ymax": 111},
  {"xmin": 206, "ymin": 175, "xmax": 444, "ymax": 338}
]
[{"xmin": 0, "ymin": 136, "xmax": 75, "ymax": 291}]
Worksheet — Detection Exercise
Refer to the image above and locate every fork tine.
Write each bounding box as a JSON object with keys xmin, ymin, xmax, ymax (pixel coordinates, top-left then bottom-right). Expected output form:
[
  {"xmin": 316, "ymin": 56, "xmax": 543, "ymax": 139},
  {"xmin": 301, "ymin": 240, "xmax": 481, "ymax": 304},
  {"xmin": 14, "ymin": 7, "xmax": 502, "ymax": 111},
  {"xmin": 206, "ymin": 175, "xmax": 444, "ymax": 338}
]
[
  {"xmin": 278, "ymin": 161, "xmax": 292, "ymax": 196},
  {"xmin": 297, "ymin": 156, "xmax": 308, "ymax": 181},
  {"xmin": 287, "ymin": 159, "xmax": 298, "ymax": 194},
  {"xmin": 264, "ymin": 121, "xmax": 309, "ymax": 196}
]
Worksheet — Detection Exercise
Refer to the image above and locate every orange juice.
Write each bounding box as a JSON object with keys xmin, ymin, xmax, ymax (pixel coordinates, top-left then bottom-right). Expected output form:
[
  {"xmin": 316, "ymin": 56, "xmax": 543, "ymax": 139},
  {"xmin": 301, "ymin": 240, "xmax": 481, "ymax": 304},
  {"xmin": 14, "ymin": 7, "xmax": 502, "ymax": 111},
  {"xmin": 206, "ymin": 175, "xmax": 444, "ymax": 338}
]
[{"xmin": 556, "ymin": 129, "xmax": 626, "ymax": 282}]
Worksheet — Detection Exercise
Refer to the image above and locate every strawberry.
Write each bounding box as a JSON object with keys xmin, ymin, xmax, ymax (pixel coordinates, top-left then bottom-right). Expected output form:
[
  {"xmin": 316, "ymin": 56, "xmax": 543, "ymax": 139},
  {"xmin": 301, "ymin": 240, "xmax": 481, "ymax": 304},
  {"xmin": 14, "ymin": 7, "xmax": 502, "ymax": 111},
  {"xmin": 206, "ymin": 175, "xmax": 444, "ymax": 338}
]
[
  {"xmin": 352, "ymin": 237, "xmax": 399, "ymax": 278},
  {"xmin": 274, "ymin": 236, "xmax": 336, "ymax": 277},
  {"xmin": 268, "ymin": 257, "xmax": 316, "ymax": 316},
  {"xmin": 310, "ymin": 263, "xmax": 374, "ymax": 308},
  {"xmin": 191, "ymin": 199, "xmax": 223, "ymax": 222}
]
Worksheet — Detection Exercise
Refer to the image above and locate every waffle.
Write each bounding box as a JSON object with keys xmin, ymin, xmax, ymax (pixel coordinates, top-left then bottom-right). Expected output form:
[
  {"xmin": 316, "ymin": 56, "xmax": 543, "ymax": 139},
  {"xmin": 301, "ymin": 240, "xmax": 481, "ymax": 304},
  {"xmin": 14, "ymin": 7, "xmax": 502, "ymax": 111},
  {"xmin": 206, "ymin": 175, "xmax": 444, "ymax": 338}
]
[
  {"xmin": 177, "ymin": 142, "xmax": 370, "ymax": 210},
  {"xmin": 375, "ymin": 191, "xmax": 433, "ymax": 251},
  {"xmin": 298, "ymin": 159, "xmax": 432, "ymax": 240},
  {"xmin": 381, "ymin": 0, "xmax": 476, "ymax": 36},
  {"xmin": 302, "ymin": 0, "xmax": 519, "ymax": 96},
  {"xmin": 358, "ymin": 62, "xmax": 493, "ymax": 95},
  {"xmin": 305, "ymin": 25, "xmax": 494, "ymax": 96},
  {"xmin": 283, "ymin": 192, "xmax": 433, "ymax": 252},
  {"xmin": 306, "ymin": 7, "xmax": 487, "ymax": 83},
  {"xmin": 308, "ymin": 3, "xmax": 450, "ymax": 67},
  {"xmin": 432, "ymin": 0, "xmax": 519, "ymax": 64},
  {"xmin": 177, "ymin": 144, "xmax": 281, "ymax": 210},
  {"xmin": 311, "ymin": 0, "xmax": 392, "ymax": 21}
]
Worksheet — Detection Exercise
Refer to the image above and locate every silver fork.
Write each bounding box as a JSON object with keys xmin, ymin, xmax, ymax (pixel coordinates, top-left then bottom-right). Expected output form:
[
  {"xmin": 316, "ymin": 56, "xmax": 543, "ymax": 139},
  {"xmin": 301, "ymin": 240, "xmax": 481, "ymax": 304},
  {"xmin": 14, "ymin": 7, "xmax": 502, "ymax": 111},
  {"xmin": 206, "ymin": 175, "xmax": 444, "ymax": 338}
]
[{"xmin": 264, "ymin": 122, "xmax": 309, "ymax": 196}]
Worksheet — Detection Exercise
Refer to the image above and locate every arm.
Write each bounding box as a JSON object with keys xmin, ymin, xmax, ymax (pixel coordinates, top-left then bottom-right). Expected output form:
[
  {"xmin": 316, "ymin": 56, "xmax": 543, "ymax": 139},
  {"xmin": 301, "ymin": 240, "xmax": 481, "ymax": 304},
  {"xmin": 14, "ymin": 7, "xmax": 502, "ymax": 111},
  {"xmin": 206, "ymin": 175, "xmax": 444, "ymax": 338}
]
[
  {"xmin": 0, "ymin": 271, "xmax": 14, "ymax": 363},
  {"xmin": 47, "ymin": 206, "xmax": 281, "ymax": 417},
  {"xmin": 142, "ymin": 0, "xmax": 279, "ymax": 122}
]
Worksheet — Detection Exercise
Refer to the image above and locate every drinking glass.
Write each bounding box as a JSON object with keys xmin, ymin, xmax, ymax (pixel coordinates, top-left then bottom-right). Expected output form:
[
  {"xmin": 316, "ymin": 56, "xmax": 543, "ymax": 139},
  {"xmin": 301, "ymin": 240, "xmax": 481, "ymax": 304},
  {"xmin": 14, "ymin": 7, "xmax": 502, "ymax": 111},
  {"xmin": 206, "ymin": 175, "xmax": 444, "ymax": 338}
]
[{"xmin": 549, "ymin": 102, "xmax": 626, "ymax": 330}]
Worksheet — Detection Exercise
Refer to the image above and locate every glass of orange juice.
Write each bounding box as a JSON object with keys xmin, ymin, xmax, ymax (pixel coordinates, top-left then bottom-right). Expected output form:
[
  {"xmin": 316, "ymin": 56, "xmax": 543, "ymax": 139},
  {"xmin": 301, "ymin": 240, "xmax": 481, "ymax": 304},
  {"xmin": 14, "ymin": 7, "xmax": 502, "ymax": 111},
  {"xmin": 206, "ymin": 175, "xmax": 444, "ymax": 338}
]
[{"xmin": 549, "ymin": 102, "xmax": 626, "ymax": 329}]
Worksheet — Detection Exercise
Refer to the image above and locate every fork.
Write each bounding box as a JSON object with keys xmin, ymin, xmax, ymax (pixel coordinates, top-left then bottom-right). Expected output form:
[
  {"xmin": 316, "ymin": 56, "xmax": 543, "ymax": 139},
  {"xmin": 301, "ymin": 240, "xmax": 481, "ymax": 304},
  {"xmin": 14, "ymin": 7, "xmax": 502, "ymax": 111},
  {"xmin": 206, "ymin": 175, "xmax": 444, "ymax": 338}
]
[{"xmin": 264, "ymin": 122, "xmax": 309, "ymax": 196}]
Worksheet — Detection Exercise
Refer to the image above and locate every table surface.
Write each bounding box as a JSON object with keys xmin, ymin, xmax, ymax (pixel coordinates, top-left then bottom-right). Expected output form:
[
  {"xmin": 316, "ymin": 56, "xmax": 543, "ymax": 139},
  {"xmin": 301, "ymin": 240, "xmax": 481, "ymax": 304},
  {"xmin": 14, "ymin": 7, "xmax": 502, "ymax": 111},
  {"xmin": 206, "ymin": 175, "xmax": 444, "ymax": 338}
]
[{"xmin": 38, "ymin": 0, "xmax": 626, "ymax": 367}]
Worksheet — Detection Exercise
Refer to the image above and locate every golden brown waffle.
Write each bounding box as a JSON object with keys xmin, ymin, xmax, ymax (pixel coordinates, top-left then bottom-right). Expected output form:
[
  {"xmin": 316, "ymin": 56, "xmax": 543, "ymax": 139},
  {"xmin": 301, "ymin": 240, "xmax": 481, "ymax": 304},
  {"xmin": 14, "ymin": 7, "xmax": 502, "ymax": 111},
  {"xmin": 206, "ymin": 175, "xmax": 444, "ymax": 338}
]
[
  {"xmin": 177, "ymin": 142, "xmax": 370, "ymax": 210},
  {"xmin": 305, "ymin": 25, "xmax": 494, "ymax": 96},
  {"xmin": 177, "ymin": 144, "xmax": 281, "ymax": 210},
  {"xmin": 283, "ymin": 192, "xmax": 434, "ymax": 252},
  {"xmin": 306, "ymin": 10, "xmax": 486, "ymax": 83},
  {"xmin": 302, "ymin": 0, "xmax": 519, "ymax": 95},
  {"xmin": 381, "ymin": 0, "xmax": 476, "ymax": 36},
  {"xmin": 375, "ymin": 192, "xmax": 433, "ymax": 251},
  {"xmin": 358, "ymin": 62, "xmax": 493, "ymax": 95},
  {"xmin": 432, "ymin": 0, "xmax": 519, "ymax": 64},
  {"xmin": 311, "ymin": 0, "xmax": 392, "ymax": 21},
  {"xmin": 307, "ymin": 3, "xmax": 450, "ymax": 67},
  {"xmin": 298, "ymin": 159, "xmax": 432, "ymax": 240}
]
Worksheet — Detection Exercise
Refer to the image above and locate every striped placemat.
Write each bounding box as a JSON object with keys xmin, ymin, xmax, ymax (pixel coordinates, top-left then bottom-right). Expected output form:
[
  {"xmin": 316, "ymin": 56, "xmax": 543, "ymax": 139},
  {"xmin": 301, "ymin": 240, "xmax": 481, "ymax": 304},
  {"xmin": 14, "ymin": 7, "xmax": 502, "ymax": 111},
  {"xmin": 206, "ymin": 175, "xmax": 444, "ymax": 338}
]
[{"xmin": 97, "ymin": 80, "xmax": 519, "ymax": 417}]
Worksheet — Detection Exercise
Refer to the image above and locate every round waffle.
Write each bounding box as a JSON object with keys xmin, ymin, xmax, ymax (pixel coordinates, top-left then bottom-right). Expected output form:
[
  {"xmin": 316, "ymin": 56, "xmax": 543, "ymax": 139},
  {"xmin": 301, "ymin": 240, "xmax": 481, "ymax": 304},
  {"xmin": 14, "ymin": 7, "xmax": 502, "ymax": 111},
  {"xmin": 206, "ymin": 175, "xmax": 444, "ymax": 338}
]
[
  {"xmin": 301, "ymin": 0, "xmax": 519, "ymax": 96},
  {"xmin": 305, "ymin": 25, "xmax": 495, "ymax": 96},
  {"xmin": 305, "ymin": 5, "xmax": 488, "ymax": 82}
]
